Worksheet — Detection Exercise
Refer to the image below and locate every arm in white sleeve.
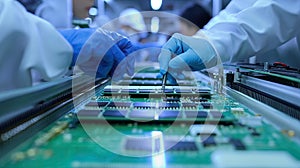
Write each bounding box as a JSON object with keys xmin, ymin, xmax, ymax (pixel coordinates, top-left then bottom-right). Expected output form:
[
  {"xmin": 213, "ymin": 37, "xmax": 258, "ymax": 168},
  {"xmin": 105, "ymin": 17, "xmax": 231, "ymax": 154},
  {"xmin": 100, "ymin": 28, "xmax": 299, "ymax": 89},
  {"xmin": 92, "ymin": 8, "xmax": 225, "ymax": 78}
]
[
  {"xmin": 201, "ymin": 0, "xmax": 300, "ymax": 63},
  {"xmin": 0, "ymin": 0, "xmax": 73, "ymax": 91}
]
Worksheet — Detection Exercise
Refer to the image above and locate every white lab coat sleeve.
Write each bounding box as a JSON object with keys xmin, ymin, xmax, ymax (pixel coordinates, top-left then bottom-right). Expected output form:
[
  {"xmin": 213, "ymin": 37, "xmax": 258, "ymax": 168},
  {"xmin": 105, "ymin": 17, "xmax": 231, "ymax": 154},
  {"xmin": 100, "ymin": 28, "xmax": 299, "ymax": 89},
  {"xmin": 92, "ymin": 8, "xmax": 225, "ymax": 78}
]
[
  {"xmin": 0, "ymin": 0, "xmax": 73, "ymax": 91},
  {"xmin": 201, "ymin": 0, "xmax": 300, "ymax": 63}
]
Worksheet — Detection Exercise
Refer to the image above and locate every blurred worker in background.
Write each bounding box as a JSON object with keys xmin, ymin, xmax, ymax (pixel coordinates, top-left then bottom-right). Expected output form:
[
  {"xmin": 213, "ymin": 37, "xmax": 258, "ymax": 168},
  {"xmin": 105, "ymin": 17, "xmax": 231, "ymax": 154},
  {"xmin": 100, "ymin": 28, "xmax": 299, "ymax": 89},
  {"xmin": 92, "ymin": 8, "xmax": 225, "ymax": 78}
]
[
  {"xmin": 179, "ymin": 3, "xmax": 211, "ymax": 36},
  {"xmin": 17, "ymin": 0, "xmax": 95, "ymax": 29},
  {"xmin": 118, "ymin": 8, "xmax": 147, "ymax": 42},
  {"xmin": 0, "ymin": 0, "xmax": 137, "ymax": 92},
  {"xmin": 118, "ymin": 8, "xmax": 163, "ymax": 62},
  {"xmin": 159, "ymin": 0, "xmax": 300, "ymax": 82}
]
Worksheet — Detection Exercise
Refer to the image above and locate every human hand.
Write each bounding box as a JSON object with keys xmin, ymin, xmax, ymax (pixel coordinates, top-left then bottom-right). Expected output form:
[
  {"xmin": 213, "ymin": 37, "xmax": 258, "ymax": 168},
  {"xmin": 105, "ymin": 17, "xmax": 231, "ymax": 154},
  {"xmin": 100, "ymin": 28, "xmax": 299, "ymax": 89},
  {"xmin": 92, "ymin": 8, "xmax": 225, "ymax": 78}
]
[
  {"xmin": 59, "ymin": 28, "xmax": 137, "ymax": 80},
  {"xmin": 158, "ymin": 33, "xmax": 218, "ymax": 83}
]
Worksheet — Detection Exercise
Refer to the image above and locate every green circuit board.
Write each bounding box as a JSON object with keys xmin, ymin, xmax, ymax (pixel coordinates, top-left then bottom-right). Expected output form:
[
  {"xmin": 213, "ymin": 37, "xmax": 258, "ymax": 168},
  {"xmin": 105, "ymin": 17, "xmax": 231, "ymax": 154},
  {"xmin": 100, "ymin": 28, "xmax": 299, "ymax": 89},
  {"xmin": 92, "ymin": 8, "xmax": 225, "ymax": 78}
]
[{"xmin": 1, "ymin": 69, "xmax": 300, "ymax": 168}]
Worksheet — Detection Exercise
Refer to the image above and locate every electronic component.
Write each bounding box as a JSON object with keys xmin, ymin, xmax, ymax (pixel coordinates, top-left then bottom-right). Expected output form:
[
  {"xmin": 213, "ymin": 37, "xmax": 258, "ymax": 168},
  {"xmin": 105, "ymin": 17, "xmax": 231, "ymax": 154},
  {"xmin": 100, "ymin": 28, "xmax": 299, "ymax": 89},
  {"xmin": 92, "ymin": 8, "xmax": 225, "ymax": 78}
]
[
  {"xmin": 201, "ymin": 102, "xmax": 213, "ymax": 109},
  {"xmin": 102, "ymin": 110, "xmax": 127, "ymax": 118},
  {"xmin": 125, "ymin": 139, "xmax": 198, "ymax": 152},
  {"xmin": 85, "ymin": 101, "xmax": 109, "ymax": 107},
  {"xmin": 165, "ymin": 141, "xmax": 198, "ymax": 151},
  {"xmin": 158, "ymin": 110, "xmax": 181, "ymax": 119},
  {"xmin": 185, "ymin": 111, "xmax": 208, "ymax": 118},
  {"xmin": 210, "ymin": 110, "xmax": 224, "ymax": 118},
  {"xmin": 201, "ymin": 136, "xmax": 217, "ymax": 147},
  {"xmin": 77, "ymin": 110, "xmax": 100, "ymax": 117},
  {"xmin": 230, "ymin": 138, "xmax": 246, "ymax": 150},
  {"xmin": 158, "ymin": 102, "xmax": 180, "ymax": 108},
  {"xmin": 181, "ymin": 103, "xmax": 198, "ymax": 108},
  {"xmin": 125, "ymin": 138, "xmax": 152, "ymax": 151},
  {"xmin": 189, "ymin": 124, "xmax": 219, "ymax": 136},
  {"xmin": 107, "ymin": 102, "xmax": 132, "ymax": 108},
  {"xmin": 129, "ymin": 110, "xmax": 155, "ymax": 119}
]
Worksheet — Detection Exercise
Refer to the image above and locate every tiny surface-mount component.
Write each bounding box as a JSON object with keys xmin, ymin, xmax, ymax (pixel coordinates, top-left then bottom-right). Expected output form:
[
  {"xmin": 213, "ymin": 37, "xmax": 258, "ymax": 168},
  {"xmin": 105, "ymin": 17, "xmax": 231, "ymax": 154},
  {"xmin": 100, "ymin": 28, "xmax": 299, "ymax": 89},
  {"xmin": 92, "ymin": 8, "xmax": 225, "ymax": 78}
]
[
  {"xmin": 230, "ymin": 138, "xmax": 246, "ymax": 150},
  {"xmin": 201, "ymin": 102, "xmax": 213, "ymax": 109},
  {"xmin": 158, "ymin": 102, "xmax": 180, "ymax": 108},
  {"xmin": 163, "ymin": 97, "xmax": 181, "ymax": 102},
  {"xmin": 181, "ymin": 103, "xmax": 198, "ymax": 108},
  {"xmin": 129, "ymin": 110, "xmax": 155, "ymax": 119},
  {"xmin": 158, "ymin": 110, "xmax": 181, "ymax": 119},
  {"xmin": 102, "ymin": 110, "xmax": 127, "ymax": 118},
  {"xmin": 189, "ymin": 124, "xmax": 218, "ymax": 136},
  {"xmin": 77, "ymin": 110, "xmax": 100, "ymax": 117},
  {"xmin": 125, "ymin": 138, "xmax": 152, "ymax": 151},
  {"xmin": 85, "ymin": 101, "xmax": 109, "ymax": 107},
  {"xmin": 210, "ymin": 110, "xmax": 224, "ymax": 118},
  {"xmin": 185, "ymin": 111, "xmax": 208, "ymax": 118},
  {"xmin": 165, "ymin": 141, "xmax": 198, "ymax": 151},
  {"xmin": 201, "ymin": 136, "xmax": 217, "ymax": 147},
  {"xmin": 107, "ymin": 102, "xmax": 132, "ymax": 108}
]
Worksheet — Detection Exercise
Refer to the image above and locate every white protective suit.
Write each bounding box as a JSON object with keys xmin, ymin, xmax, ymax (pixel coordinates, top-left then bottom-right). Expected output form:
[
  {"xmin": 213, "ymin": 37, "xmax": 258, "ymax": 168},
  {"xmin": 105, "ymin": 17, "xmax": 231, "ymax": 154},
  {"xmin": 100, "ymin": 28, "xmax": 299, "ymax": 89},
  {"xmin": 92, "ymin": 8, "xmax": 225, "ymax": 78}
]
[
  {"xmin": 0, "ymin": 0, "xmax": 73, "ymax": 92},
  {"xmin": 203, "ymin": 0, "xmax": 300, "ymax": 68},
  {"xmin": 35, "ymin": 0, "xmax": 73, "ymax": 29}
]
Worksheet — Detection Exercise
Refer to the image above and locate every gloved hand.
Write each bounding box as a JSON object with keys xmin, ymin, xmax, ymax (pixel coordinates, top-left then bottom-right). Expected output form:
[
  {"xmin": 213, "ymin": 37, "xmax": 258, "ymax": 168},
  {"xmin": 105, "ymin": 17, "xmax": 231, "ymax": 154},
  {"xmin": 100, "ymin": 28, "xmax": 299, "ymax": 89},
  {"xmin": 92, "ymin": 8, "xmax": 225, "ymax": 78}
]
[
  {"xmin": 158, "ymin": 33, "xmax": 218, "ymax": 83},
  {"xmin": 59, "ymin": 28, "xmax": 137, "ymax": 80}
]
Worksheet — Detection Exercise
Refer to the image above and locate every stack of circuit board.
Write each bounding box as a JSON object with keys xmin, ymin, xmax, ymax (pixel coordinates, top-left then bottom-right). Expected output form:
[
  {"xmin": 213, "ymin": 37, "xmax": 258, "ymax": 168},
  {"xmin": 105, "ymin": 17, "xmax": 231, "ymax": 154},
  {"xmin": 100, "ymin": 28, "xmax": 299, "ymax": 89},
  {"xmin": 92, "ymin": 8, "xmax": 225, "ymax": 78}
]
[{"xmin": 2, "ymin": 68, "xmax": 300, "ymax": 168}]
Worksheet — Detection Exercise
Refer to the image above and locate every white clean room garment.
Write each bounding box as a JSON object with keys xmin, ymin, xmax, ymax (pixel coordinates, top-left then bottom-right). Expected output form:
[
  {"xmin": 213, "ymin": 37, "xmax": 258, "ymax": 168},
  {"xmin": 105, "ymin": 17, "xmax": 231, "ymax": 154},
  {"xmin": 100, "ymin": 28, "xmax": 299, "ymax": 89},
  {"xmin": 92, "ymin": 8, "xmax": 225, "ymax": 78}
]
[
  {"xmin": 202, "ymin": 0, "xmax": 300, "ymax": 68},
  {"xmin": 0, "ymin": 0, "xmax": 73, "ymax": 92}
]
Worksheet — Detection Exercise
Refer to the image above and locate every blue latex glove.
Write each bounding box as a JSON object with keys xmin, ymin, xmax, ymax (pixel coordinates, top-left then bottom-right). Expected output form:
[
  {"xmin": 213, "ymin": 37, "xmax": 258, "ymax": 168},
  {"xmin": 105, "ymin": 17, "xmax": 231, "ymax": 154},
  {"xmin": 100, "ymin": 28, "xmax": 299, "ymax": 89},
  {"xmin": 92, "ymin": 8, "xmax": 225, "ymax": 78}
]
[
  {"xmin": 59, "ymin": 28, "xmax": 137, "ymax": 80},
  {"xmin": 158, "ymin": 33, "xmax": 218, "ymax": 83}
]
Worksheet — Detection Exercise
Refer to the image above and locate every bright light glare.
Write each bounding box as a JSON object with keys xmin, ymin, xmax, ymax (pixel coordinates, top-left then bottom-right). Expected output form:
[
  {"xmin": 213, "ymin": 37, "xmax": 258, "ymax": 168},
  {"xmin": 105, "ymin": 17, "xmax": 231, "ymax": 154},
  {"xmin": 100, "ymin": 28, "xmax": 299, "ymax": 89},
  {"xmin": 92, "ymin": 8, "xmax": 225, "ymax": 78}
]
[
  {"xmin": 151, "ymin": 131, "xmax": 166, "ymax": 168},
  {"xmin": 151, "ymin": 17, "xmax": 160, "ymax": 33},
  {"xmin": 151, "ymin": 0, "xmax": 162, "ymax": 10}
]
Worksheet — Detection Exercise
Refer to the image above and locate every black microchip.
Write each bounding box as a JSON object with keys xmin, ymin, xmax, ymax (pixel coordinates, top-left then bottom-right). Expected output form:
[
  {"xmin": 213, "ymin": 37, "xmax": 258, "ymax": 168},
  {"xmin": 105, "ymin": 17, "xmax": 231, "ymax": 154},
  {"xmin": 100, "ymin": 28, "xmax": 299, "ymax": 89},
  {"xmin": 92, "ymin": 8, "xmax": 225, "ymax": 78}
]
[
  {"xmin": 181, "ymin": 103, "xmax": 198, "ymax": 108},
  {"xmin": 201, "ymin": 102, "xmax": 213, "ymax": 109},
  {"xmin": 210, "ymin": 111, "xmax": 224, "ymax": 118},
  {"xmin": 125, "ymin": 138, "xmax": 152, "ymax": 151},
  {"xmin": 129, "ymin": 110, "xmax": 155, "ymax": 119},
  {"xmin": 107, "ymin": 102, "xmax": 132, "ymax": 108},
  {"xmin": 159, "ymin": 110, "xmax": 181, "ymax": 119},
  {"xmin": 77, "ymin": 110, "xmax": 100, "ymax": 117},
  {"xmin": 202, "ymin": 136, "xmax": 216, "ymax": 147},
  {"xmin": 102, "ymin": 110, "xmax": 127, "ymax": 118},
  {"xmin": 158, "ymin": 102, "xmax": 180, "ymax": 108},
  {"xmin": 163, "ymin": 97, "xmax": 180, "ymax": 102},
  {"xmin": 165, "ymin": 141, "xmax": 198, "ymax": 151},
  {"xmin": 133, "ymin": 102, "xmax": 156, "ymax": 108},
  {"xmin": 185, "ymin": 111, "xmax": 208, "ymax": 118},
  {"xmin": 86, "ymin": 101, "xmax": 109, "ymax": 107},
  {"xmin": 251, "ymin": 131, "xmax": 261, "ymax": 136},
  {"xmin": 230, "ymin": 138, "xmax": 246, "ymax": 150}
]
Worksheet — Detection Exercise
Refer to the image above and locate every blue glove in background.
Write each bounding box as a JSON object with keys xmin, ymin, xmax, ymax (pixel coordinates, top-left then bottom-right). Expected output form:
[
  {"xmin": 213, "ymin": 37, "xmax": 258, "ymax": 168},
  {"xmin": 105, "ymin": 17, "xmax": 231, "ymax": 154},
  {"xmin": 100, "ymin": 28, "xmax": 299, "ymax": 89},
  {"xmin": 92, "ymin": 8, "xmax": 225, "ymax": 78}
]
[
  {"xmin": 59, "ymin": 28, "xmax": 137, "ymax": 80},
  {"xmin": 158, "ymin": 33, "xmax": 218, "ymax": 83}
]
